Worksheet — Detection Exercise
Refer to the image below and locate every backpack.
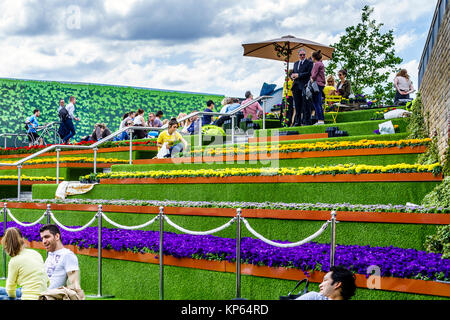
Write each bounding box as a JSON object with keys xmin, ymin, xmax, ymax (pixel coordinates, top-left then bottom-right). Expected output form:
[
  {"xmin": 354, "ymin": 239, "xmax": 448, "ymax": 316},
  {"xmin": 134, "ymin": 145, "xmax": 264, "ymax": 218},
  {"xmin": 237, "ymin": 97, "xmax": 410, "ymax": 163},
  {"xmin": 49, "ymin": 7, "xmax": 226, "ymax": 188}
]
[{"xmin": 59, "ymin": 106, "xmax": 69, "ymax": 121}]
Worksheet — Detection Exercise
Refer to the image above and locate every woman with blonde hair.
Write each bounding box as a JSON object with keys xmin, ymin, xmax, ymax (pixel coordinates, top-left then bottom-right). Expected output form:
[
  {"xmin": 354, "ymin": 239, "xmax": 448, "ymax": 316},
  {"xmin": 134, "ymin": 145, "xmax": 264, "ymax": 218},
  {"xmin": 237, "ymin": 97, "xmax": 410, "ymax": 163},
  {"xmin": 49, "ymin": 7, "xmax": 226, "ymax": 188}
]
[
  {"xmin": 323, "ymin": 75, "xmax": 337, "ymax": 97},
  {"xmin": 0, "ymin": 227, "xmax": 49, "ymax": 300},
  {"xmin": 393, "ymin": 69, "xmax": 414, "ymax": 105}
]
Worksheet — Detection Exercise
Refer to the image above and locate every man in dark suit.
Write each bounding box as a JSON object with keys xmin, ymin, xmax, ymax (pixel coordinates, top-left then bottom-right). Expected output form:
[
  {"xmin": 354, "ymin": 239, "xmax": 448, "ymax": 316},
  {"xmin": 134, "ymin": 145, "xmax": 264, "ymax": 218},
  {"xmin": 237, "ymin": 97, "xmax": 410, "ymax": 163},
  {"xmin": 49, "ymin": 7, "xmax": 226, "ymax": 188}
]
[{"xmin": 291, "ymin": 49, "xmax": 313, "ymax": 126}]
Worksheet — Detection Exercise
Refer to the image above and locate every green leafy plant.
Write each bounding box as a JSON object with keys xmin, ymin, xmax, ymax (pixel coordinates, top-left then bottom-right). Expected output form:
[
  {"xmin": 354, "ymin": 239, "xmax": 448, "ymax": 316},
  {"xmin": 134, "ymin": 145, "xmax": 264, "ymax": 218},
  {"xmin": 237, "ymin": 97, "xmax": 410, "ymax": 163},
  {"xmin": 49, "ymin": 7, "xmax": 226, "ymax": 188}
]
[
  {"xmin": 422, "ymin": 177, "xmax": 450, "ymax": 208},
  {"xmin": 424, "ymin": 225, "xmax": 450, "ymax": 259}
]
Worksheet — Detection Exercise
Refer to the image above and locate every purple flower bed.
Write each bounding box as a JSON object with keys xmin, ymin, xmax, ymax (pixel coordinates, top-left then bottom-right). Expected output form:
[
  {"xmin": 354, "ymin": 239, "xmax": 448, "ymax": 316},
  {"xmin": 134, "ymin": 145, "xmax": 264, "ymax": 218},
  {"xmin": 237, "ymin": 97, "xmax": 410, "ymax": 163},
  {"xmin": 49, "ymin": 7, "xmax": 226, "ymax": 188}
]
[{"xmin": 5, "ymin": 222, "xmax": 449, "ymax": 282}]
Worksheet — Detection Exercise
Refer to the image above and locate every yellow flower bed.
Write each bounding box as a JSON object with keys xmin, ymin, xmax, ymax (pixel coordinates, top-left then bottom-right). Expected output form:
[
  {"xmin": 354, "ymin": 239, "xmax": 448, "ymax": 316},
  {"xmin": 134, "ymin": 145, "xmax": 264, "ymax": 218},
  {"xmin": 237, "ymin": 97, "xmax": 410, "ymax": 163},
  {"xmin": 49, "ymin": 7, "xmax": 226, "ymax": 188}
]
[
  {"xmin": 0, "ymin": 175, "xmax": 63, "ymax": 181},
  {"xmin": 194, "ymin": 138, "xmax": 431, "ymax": 156},
  {"xmin": 82, "ymin": 162, "xmax": 442, "ymax": 182}
]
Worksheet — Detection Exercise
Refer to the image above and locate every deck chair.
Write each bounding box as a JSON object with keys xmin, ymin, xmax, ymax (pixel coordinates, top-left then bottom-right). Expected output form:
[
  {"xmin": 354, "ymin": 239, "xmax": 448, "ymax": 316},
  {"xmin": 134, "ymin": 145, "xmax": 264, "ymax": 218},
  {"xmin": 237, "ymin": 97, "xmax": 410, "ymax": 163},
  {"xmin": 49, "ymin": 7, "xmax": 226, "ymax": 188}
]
[{"xmin": 323, "ymin": 95, "xmax": 342, "ymax": 124}]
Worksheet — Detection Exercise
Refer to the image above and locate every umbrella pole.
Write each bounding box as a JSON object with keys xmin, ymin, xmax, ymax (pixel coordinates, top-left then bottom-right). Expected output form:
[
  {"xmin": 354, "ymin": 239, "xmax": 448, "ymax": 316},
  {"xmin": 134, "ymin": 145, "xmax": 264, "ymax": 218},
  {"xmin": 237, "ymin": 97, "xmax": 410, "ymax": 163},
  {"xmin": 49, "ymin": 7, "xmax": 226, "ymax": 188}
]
[{"xmin": 284, "ymin": 57, "xmax": 289, "ymax": 126}]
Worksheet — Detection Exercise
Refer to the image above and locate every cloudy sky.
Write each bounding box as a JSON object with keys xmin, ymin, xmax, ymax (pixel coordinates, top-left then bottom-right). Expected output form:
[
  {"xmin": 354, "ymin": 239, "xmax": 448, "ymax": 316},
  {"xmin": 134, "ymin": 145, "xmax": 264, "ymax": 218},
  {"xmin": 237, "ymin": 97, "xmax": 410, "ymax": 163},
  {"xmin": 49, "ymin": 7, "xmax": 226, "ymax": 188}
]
[{"xmin": 0, "ymin": 0, "xmax": 437, "ymax": 97}]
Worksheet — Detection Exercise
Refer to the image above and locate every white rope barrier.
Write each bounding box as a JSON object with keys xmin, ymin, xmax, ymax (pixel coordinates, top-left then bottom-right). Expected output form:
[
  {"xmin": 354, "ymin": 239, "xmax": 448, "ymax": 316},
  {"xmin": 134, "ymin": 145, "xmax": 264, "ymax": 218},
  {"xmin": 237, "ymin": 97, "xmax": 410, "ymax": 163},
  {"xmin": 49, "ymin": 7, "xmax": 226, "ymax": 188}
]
[
  {"xmin": 102, "ymin": 212, "xmax": 159, "ymax": 230},
  {"xmin": 164, "ymin": 215, "xmax": 237, "ymax": 236},
  {"xmin": 241, "ymin": 217, "xmax": 330, "ymax": 248},
  {"xmin": 48, "ymin": 210, "xmax": 98, "ymax": 232},
  {"xmin": 6, "ymin": 208, "xmax": 47, "ymax": 227}
]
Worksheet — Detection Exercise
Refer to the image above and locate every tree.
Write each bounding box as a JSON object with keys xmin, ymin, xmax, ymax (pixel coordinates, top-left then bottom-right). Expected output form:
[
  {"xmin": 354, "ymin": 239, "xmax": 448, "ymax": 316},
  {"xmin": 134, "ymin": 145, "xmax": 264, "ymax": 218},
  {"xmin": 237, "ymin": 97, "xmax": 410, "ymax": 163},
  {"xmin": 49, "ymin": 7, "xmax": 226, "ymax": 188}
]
[{"xmin": 325, "ymin": 6, "xmax": 403, "ymax": 104}]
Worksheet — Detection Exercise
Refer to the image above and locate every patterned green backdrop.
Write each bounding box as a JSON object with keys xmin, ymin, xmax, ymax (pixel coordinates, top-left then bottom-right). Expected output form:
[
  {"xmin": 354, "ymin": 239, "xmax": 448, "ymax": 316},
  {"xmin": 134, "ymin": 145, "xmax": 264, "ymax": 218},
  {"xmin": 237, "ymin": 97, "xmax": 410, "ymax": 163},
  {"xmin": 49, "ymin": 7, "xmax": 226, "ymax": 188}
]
[{"xmin": 0, "ymin": 78, "xmax": 224, "ymax": 143}]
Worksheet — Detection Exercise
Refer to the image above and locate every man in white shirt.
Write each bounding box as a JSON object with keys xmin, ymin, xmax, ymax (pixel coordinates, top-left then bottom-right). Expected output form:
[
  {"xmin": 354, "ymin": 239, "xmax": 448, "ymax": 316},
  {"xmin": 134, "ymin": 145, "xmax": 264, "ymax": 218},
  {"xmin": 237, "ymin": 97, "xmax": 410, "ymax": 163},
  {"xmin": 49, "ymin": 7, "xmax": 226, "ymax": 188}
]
[
  {"xmin": 39, "ymin": 224, "xmax": 84, "ymax": 298},
  {"xmin": 296, "ymin": 266, "xmax": 356, "ymax": 300}
]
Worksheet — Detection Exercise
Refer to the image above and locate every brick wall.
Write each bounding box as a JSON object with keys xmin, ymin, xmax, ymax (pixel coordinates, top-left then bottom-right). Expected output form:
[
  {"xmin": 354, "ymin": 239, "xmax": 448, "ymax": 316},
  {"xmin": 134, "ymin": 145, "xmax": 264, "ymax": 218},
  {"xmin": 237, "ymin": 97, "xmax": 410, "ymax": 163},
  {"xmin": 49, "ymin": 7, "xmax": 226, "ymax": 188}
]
[{"xmin": 419, "ymin": 6, "xmax": 450, "ymax": 161}]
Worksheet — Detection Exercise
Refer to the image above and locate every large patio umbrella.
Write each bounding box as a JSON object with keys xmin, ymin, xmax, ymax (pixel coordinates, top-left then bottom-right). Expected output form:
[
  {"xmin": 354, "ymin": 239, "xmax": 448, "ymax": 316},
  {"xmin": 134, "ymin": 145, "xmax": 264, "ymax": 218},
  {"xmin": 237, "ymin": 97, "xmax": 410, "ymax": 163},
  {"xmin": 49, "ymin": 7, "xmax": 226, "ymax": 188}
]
[{"xmin": 242, "ymin": 35, "xmax": 334, "ymax": 124}]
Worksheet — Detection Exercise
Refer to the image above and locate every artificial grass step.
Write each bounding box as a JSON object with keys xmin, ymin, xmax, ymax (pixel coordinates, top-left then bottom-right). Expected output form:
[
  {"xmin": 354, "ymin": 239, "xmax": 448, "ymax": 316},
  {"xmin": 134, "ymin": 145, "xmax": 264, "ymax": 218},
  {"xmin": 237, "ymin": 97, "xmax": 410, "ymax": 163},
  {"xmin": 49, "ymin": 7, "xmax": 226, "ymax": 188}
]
[{"xmin": 32, "ymin": 181, "xmax": 440, "ymax": 206}]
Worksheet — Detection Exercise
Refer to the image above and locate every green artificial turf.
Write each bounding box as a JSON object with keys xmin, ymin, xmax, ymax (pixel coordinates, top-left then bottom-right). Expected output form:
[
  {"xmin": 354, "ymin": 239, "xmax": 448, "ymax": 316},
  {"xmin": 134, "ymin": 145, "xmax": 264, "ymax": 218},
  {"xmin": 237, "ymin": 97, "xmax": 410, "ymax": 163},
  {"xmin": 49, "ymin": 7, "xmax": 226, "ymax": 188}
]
[
  {"xmin": 32, "ymin": 181, "xmax": 440, "ymax": 206},
  {"xmin": 112, "ymin": 154, "xmax": 421, "ymax": 172}
]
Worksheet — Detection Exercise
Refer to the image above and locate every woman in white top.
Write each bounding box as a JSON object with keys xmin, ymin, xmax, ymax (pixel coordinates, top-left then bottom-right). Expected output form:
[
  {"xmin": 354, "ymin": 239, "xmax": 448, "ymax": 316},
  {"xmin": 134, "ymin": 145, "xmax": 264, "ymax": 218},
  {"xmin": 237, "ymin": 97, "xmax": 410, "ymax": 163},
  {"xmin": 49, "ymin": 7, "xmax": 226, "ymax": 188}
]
[
  {"xmin": 133, "ymin": 108, "xmax": 147, "ymax": 139},
  {"xmin": 393, "ymin": 69, "xmax": 414, "ymax": 105}
]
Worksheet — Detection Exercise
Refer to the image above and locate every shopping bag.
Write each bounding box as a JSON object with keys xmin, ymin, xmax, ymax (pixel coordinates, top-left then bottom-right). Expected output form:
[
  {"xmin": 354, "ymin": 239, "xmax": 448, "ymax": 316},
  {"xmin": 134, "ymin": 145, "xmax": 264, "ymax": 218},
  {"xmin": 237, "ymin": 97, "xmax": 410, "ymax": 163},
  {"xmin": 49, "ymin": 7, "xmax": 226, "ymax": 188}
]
[{"xmin": 156, "ymin": 142, "xmax": 170, "ymax": 159}]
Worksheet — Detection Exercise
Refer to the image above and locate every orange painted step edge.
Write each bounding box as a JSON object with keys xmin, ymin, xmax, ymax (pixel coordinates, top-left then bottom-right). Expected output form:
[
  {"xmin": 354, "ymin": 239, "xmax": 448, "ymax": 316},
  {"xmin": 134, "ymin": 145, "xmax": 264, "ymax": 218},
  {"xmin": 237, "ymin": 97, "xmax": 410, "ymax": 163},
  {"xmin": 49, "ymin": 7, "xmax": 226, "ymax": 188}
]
[{"xmin": 100, "ymin": 172, "xmax": 443, "ymax": 185}]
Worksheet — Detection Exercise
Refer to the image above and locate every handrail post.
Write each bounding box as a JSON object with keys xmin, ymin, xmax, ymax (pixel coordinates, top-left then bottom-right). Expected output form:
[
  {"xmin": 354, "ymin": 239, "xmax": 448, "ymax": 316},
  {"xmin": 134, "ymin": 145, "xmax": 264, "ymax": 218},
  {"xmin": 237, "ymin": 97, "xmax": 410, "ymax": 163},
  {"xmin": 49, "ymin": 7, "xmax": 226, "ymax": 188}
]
[
  {"xmin": 17, "ymin": 165, "xmax": 22, "ymax": 201},
  {"xmin": 129, "ymin": 129, "xmax": 133, "ymax": 165},
  {"xmin": 231, "ymin": 116, "xmax": 235, "ymax": 145},
  {"xmin": 56, "ymin": 148, "xmax": 61, "ymax": 184},
  {"xmin": 198, "ymin": 119, "xmax": 203, "ymax": 150},
  {"xmin": 236, "ymin": 208, "xmax": 242, "ymax": 299},
  {"xmin": 1, "ymin": 203, "xmax": 7, "ymax": 280},
  {"xmin": 93, "ymin": 147, "xmax": 98, "ymax": 174},
  {"xmin": 330, "ymin": 211, "xmax": 337, "ymax": 267},
  {"xmin": 159, "ymin": 206, "xmax": 164, "ymax": 301},
  {"xmin": 262, "ymin": 105, "xmax": 266, "ymax": 130}
]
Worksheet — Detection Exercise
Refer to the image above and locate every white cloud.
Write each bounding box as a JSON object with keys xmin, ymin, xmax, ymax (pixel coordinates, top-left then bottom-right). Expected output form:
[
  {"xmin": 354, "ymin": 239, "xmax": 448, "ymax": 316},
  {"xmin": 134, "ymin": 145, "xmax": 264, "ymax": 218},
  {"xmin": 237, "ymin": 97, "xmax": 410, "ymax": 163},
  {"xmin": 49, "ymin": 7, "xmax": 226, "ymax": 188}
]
[{"xmin": 0, "ymin": 0, "xmax": 437, "ymax": 97}]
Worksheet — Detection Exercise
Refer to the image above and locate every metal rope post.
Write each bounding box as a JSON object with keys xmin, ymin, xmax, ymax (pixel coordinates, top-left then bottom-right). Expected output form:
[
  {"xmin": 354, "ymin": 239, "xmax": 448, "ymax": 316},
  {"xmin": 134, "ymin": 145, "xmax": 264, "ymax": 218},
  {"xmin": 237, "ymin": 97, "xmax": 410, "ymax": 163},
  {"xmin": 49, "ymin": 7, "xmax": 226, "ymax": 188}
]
[
  {"xmin": 236, "ymin": 208, "xmax": 242, "ymax": 299},
  {"xmin": 159, "ymin": 206, "xmax": 164, "ymax": 301},
  {"xmin": 330, "ymin": 211, "xmax": 337, "ymax": 267},
  {"xmin": 56, "ymin": 148, "xmax": 60, "ymax": 184},
  {"xmin": 87, "ymin": 205, "xmax": 114, "ymax": 299},
  {"xmin": 46, "ymin": 204, "xmax": 51, "ymax": 225},
  {"xmin": 17, "ymin": 165, "xmax": 22, "ymax": 201},
  {"xmin": 1, "ymin": 203, "xmax": 7, "ymax": 280}
]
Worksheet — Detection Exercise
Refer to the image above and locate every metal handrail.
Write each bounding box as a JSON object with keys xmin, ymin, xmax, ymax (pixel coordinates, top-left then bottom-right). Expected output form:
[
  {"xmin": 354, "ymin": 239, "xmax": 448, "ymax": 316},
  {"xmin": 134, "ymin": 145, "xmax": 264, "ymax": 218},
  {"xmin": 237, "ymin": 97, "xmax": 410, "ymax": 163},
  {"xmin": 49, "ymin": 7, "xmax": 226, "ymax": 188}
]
[{"xmin": 0, "ymin": 96, "xmax": 272, "ymax": 199}]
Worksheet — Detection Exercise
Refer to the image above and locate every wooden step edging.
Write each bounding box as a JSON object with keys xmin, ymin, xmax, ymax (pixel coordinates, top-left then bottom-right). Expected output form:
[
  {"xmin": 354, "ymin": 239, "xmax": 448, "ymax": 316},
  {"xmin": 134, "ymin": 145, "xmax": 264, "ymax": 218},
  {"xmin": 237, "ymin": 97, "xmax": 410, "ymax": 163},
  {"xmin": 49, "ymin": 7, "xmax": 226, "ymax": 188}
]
[
  {"xmin": 7, "ymin": 202, "xmax": 450, "ymax": 225},
  {"xmin": 99, "ymin": 172, "xmax": 443, "ymax": 185},
  {"xmin": 133, "ymin": 145, "xmax": 428, "ymax": 165},
  {"xmin": 20, "ymin": 240, "xmax": 450, "ymax": 298}
]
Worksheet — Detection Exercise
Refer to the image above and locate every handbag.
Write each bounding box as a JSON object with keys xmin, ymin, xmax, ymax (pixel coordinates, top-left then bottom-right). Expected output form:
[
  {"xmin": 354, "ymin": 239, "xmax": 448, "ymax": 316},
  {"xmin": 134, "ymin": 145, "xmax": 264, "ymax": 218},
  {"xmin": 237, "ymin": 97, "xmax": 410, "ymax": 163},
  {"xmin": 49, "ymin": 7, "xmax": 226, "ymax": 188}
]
[
  {"xmin": 311, "ymin": 80, "xmax": 320, "ymax": 93},
  {"xmin": 279, "ymin": 278, "xmax": 309, "ymax": 300}
]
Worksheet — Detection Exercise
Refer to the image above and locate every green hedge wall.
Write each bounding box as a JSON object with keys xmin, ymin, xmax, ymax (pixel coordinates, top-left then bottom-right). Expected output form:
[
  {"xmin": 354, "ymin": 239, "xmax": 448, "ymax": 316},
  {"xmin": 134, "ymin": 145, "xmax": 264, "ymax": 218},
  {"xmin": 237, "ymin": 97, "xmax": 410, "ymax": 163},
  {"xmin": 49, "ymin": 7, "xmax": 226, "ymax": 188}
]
[{"xmin": 0, "ymin": 78, "xmax": 224, "ymax": 143}]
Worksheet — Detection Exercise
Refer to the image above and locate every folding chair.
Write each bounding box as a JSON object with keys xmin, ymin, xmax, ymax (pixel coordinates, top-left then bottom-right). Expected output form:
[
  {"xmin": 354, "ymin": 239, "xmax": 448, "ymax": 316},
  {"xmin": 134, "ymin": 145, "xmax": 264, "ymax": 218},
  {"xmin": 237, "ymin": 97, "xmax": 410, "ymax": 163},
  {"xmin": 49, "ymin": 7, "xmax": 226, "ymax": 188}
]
[{"xmin": 323, "ymin": 95, "xmax": 342, "ymax": 124}]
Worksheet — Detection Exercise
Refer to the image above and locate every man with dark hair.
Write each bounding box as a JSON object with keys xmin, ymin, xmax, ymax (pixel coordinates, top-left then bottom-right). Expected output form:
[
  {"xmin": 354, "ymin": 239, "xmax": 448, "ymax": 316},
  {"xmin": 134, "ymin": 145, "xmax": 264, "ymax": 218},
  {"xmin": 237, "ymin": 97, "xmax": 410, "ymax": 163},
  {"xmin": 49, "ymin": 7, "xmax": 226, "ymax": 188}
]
[
  {"xmin": 154, "ymin": 110, "xmax": 164, "ymax": 127},
  {"xmin": 39, "ymin": 224, "xmax": 84, "ymax": 299},
  {"xmin": 25, "ymin": 109, "xmax": 43, "ymax": 146},
  {"xmin": 202, "ymin": 100, "xmax": 215, "ymax": 125},
  {"xmin": 291, "ymin": 49, "xmax": 313, "ymax": 126},
  {"xmin": 296, "ymin": 266, "xmax": 356, "ymax": 300}
]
